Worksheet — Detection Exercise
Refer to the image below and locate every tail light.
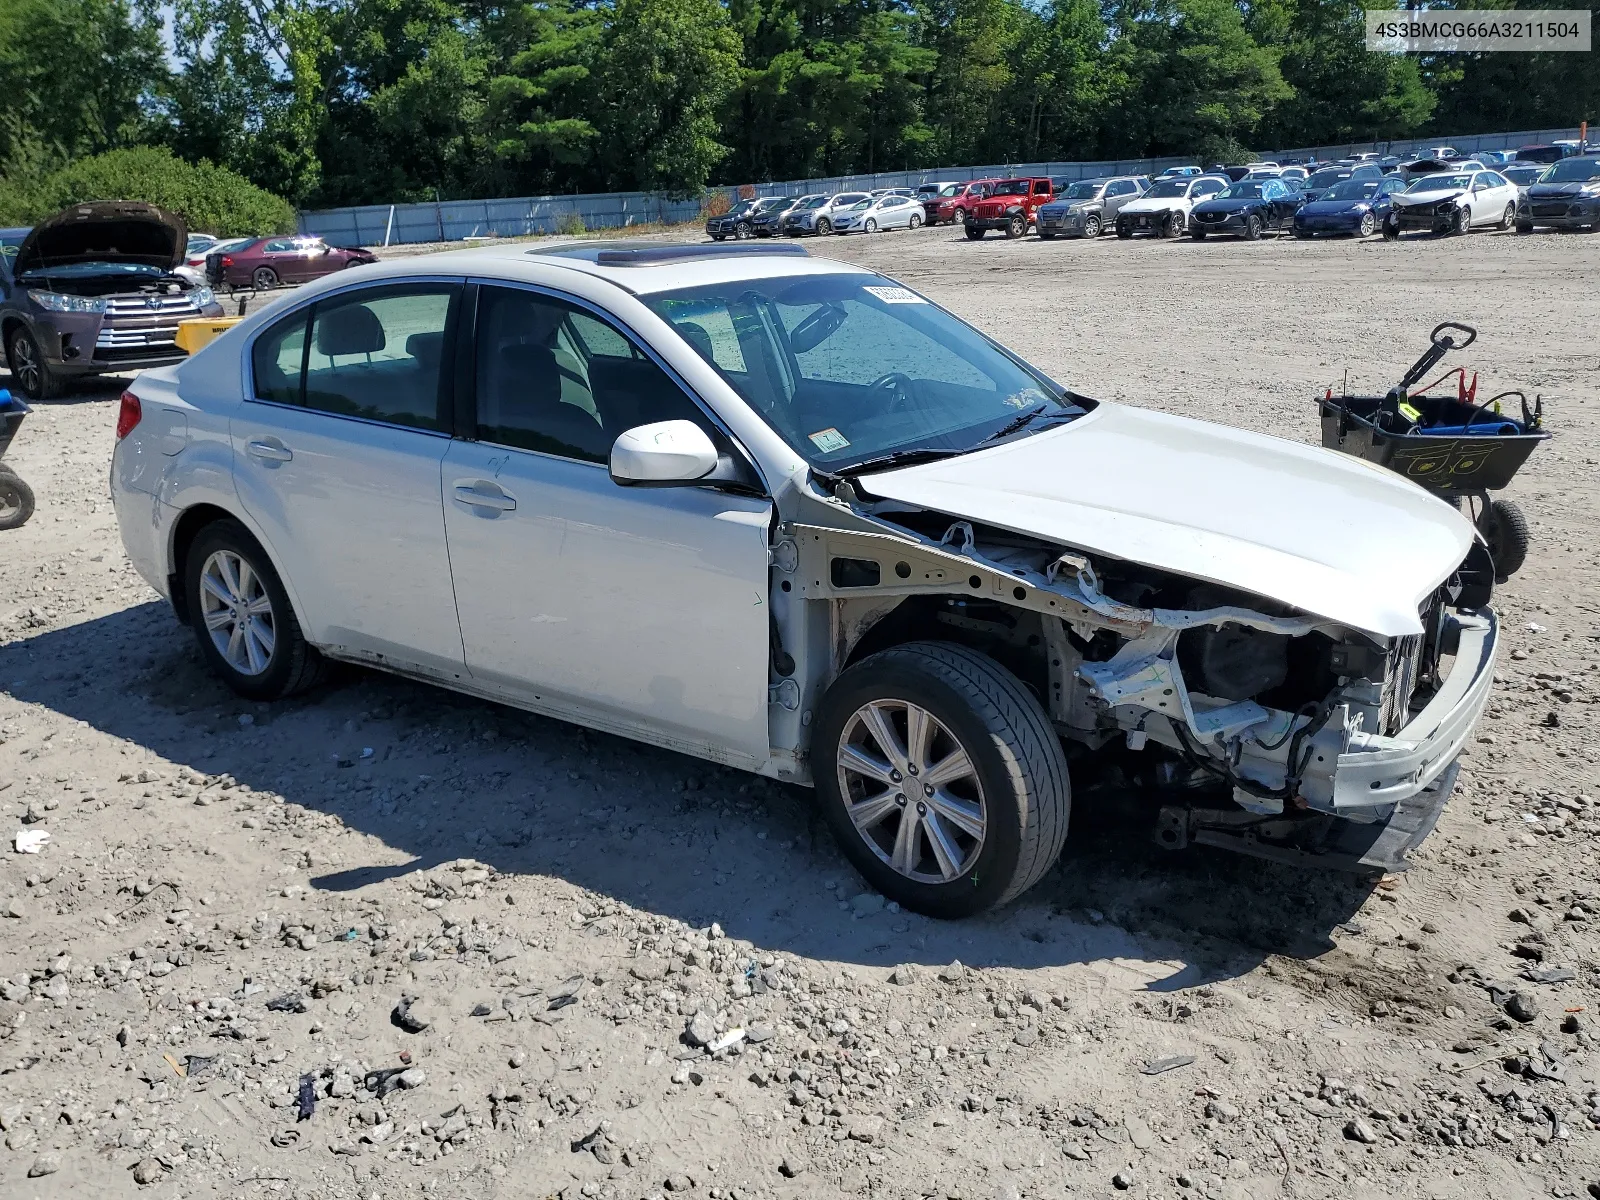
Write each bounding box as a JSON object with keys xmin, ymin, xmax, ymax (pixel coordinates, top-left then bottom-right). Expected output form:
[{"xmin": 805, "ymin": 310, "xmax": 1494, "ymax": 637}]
[
  {"xmin": 219, "ymin": 255, "xmax": 233, "ymax": 267},
  {"xmin": 116, "ymin": 392, "xmax": 142, "ymax": 440}
]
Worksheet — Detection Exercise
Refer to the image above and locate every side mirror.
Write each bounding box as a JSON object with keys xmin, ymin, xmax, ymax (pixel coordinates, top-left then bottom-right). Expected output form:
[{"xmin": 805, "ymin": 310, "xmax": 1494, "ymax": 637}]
[{"xmin": 610, "ymin": 420, "xmax": 719, "ymax": 486}]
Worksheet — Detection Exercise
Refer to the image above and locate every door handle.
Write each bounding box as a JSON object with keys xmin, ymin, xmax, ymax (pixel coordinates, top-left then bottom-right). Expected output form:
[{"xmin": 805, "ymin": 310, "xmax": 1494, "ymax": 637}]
[
  {"xmin": 246, "ymin": 438, "xmax": 292, "ymax": 463},
  {"xmin": 452, "ymin": 481, "xmax": 516, "ymax": 512}
]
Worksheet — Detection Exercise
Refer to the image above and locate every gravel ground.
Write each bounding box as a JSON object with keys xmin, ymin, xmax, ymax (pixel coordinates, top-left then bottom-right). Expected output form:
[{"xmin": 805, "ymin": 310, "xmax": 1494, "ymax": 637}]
[{"xmin": 1, "ymin": 224, "xmax": 1597, "ymax": 1200}]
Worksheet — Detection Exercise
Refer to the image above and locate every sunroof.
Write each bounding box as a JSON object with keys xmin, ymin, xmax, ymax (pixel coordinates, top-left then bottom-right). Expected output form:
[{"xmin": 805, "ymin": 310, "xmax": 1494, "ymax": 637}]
[{"xmin": 534, "ymin": 241, "xmax": 810, "ymax": 266}]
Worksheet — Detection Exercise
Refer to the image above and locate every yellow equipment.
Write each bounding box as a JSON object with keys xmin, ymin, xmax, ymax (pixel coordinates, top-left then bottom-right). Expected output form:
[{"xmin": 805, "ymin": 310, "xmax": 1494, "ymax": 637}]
[{"xmin": 175, "ymin": 317, "xmax": 245, "ymax": 355}]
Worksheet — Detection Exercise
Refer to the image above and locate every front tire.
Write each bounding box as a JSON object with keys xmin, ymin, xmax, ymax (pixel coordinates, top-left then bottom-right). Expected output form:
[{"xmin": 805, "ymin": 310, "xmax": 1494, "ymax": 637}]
[
  {"xmin": 815, "ymin": 641, "xmax": 1071, "ymax": 918},
  {"xmin": 1382, "ymin": 216, "xmax": 1400, "ymax": 241},
  {"xmin": 815, "ymin": 217, "xmax": 832, "ymax": 235},
  {"xmin": 965, "ymin": 224, "xmax": 985, "ymax": 240},
  {"xmin": 1515, "ymin": 221, "xmax": 1534, "ymax": 234},
  {"xmin": 864, "ymin": 217, "xmax": 878, "ymax": 233},
  {"xmin": 1083, "ymin": 215, "xmax": 1101, "ymax": 238},
  {"xmin": 1497, "ymin": 203, "xmax": 1514, "ymax": 231},
  {"xmin": 184, "ymin": 519, "xmax": 327, "ymax": 700},
  {"xmin": 1451, "ymin": 206, "xmax": 1471, "ymax": 235},
  {"xmin": 1005, "ymin": 214, "xmax": 1026, "ymax": 238},
  {"xmin": 0, "ymin": 465, "xmax": 34, "ymax": 530},
  {"xmin": 1357, "ymin": 211, "xmax": 1376, "ymax": 238},
  {"xmin": 1162, "ymin": 212, "xmax": 1184, "ymax": 238},
  {"xmin": 1243, "ymin": 213, "xmax": 1263, "ymax": 240},
  {"xmin": 1115, "ymin": 222, "xmax": 1133, "ymax": 239},
  {"xmin": 951, "ymin": 206, "xmax": 966, "ymax": 225},
  {"xmin": 908, "ymin": 213, "xmax": 921, "ymax": 229},
  {"xmin": 6, "ymin": 327, "xmax": 56, "ymax": 401},
  {"xmin": 734, "ymin": 221, "xmax": 752, "ymax": 240}
]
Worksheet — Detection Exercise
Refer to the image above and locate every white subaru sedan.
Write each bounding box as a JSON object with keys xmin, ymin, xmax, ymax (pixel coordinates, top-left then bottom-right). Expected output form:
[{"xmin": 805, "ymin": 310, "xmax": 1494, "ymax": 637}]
[{"xmin": 111, "ymin": 242, "xmax": 1498, "ymax": 916}]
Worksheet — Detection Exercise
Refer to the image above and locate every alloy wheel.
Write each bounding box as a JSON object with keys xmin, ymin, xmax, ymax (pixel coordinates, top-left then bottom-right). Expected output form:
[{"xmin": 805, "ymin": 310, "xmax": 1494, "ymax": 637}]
[
  {"xmin": 8, "ymin": 333, "xmax": 40, "ymax": 398},
  {"xmin": 199, "ymin": 549, "xmax": 276, "ymax": 676},
  {"xmin": 865, "ymin": 218, "xmax": 878, "ymax": 233},
  {"xmin": 1084, "ymin": 215, "xmax": 1101, "ymax": 237},
  {"xmin": 836, "ymin": 698, "xmax": 987, "ymax": 884},
  {"xmin": 1358, "ymin": 211, "xmax": 1376, "ymax": 237}
]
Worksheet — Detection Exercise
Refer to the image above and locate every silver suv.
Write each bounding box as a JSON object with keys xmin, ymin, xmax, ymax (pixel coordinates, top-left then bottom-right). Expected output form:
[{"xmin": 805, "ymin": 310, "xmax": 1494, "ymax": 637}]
[{"xmin": 1036, "ymin": 176, "xmax": 1150, "ymax": 239}]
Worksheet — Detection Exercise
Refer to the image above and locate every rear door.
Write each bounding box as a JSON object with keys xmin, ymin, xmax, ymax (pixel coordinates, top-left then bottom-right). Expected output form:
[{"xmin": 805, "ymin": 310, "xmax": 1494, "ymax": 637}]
[{"xmin": 232, "ymin": 281, "xmax": 466, "ymax": 675}]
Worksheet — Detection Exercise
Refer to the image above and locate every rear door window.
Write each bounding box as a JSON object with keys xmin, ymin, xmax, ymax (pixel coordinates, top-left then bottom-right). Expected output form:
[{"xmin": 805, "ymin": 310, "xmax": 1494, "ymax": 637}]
[{"xmin": 286, "ymin": 285, "xmax": 459, "ymax": 430}]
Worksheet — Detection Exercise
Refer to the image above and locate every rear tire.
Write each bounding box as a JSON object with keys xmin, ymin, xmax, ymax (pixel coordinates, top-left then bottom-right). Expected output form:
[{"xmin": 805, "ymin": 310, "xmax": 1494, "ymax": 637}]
[
  {"xmin": 184, "ymin": 519, "xmax": 328, "ymax": 700},
  {"xmin": 814, "ymin": 641, "xmax": 1071, "ymax": 918},
  {"xmin": 1482, "ymin": 498, "xmax": 1530, "ymax": 580},
  {"xmin": 0, "ymin": 465, "xmax": 34, "ymax": 530},
  {"xmin": 252, "ymin": 266, "xmax": 279, "ymax": 290}
]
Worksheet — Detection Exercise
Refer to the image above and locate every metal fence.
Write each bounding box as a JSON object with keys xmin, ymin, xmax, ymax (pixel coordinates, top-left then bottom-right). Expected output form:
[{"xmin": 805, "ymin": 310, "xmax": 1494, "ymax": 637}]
[{"xmin": 297, "ymin": 126, "xmax": 1583, "ymax": 246}]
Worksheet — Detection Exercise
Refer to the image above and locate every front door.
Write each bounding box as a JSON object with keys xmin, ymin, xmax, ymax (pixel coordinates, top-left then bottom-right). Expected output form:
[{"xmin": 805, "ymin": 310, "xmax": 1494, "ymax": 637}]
[
  {"xmin": 441, "ymin": 284, "xmax": 773, "ymax": 764},
  {"xmin": 232, "ymin": 281, "xmax": 466, "ymax": 675}
]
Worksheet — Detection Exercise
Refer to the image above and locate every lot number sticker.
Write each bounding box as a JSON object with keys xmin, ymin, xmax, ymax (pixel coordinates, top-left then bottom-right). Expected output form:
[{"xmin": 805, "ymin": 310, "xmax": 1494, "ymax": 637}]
[
  {"xmin": 808, "ymin": 428, "xmax": 851, "ymax": 453},
  {"xmin": 863, "ymin": 285, "xmax": 925, "ymax": 304}
]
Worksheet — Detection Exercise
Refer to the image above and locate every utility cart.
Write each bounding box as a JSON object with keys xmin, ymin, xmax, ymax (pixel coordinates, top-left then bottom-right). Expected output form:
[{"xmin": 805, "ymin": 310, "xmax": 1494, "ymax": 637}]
[
  {"xmin": 1317, "ymin": 321, "xmax": 1549, "ymax": 581},
  {"xmin": 0, "ymin": 389, "xmax": 33, "ymax": 531}
]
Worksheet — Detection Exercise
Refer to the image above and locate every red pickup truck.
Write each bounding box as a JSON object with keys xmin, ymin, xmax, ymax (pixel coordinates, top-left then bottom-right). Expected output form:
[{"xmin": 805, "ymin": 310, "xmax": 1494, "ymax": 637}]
[{"xmin": 965, "ymin": 178, "xmax": 1058, "ymax": 239}]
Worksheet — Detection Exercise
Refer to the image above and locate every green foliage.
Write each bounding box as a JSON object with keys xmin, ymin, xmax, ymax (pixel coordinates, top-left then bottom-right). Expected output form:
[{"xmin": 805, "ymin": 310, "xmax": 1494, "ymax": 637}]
[
  {"xmin": 555, "ymin": 209, "xmax": 587, "ymax": 236},
  {"xmin": 5, "ymin": 0, "xmax": 1583, "ymax": 213},
  {"xmin": 0, "ymin": 147, "xmax": 296, "ymax": 233}
]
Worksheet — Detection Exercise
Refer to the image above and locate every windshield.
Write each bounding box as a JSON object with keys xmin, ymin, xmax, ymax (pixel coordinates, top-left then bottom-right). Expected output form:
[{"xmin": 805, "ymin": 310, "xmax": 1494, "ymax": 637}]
[
  {"xmin": 1408, "ymin": 174, "xmax": 1473, "ymax": 192},
  {"xmin": 990, "ymin": 180, "xmax": 1030, "ymax": 196},
  {"xmin": 1220, "ymin": 182, "xmax": 1266, "ymax": 199},
  {"xmin": 1323, "ymin": 179, "xmax": 1379, "ymax": 201},
  {"xmin": 1144, "ymin": 179, "xmax": 1190, "ymax": 198},
  {"xmin": 1063, "ymin": 182, "xmax": 1103, "ymax": 200},
  {"xmin": 18, "ymin": 261, "xmax": 168, "ymax": 280},
  {"xmin": 645, "ymin": 274, "xmax": 1088, "ymax": 472},
  {"xmin": 1542, "ymin": 158, "xmax": 1600, "ymax": 182}
]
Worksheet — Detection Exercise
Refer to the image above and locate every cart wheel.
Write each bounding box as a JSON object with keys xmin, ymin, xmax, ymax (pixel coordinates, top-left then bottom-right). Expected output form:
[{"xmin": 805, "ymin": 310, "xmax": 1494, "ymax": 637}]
[
  {"xmin": 0, "ymin": 465, "xmax": 35, "ymax": 530},
  {"xmin": 1481, "ymin": 498, "xmax": 1529, "ymax": 581}
]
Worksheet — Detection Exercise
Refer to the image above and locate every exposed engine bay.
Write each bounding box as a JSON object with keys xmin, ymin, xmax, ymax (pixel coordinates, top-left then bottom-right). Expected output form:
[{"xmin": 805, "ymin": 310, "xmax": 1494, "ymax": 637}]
[{"xmin": 768, "ymin": 490, "xmax": 1498, "ymax": 874}]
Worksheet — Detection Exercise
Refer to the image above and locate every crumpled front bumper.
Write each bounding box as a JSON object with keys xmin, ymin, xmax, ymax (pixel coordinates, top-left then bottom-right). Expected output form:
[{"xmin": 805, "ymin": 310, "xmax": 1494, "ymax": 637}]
[{"xmin": 1166, "ymin": 609, "xmax": 1497, "ymax": 873}]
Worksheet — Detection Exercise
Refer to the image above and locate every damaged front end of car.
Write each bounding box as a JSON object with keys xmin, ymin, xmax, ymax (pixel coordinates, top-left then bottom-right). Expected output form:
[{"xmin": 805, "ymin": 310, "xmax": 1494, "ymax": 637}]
[{"xmin": 777, "ymin": 496, "xmax": 1498, "ymax": 876}]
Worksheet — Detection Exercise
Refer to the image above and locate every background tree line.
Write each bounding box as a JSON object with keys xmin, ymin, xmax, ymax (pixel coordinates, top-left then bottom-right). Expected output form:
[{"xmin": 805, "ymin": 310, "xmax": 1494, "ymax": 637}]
[{"xmin": 1, "ymin": 0, "xmax": 1595, "ymax": 215}]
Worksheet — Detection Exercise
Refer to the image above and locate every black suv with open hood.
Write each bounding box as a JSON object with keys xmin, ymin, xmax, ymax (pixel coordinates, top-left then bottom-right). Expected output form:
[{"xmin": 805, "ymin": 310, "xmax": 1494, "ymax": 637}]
[{"xmin": 0, "ymin": 201, "xmax": 226, "ymax": 399}]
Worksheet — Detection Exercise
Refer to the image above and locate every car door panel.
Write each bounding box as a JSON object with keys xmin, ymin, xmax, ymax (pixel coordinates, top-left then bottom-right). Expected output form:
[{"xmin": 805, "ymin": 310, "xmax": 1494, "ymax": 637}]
[
  {"xmin": 442, "ymin": 445, "xmax": 773, "ymax": 761},
  {"xmin": 232, "ymin": 284, "xmax": 466, "ymax": 675}
]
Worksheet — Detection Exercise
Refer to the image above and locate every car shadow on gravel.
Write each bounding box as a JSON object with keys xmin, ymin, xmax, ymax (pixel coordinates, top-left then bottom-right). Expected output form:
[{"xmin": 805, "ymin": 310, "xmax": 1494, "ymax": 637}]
[{"xmin": 3, "ymin": 602, "xmax": 1372, "ymax": 991}]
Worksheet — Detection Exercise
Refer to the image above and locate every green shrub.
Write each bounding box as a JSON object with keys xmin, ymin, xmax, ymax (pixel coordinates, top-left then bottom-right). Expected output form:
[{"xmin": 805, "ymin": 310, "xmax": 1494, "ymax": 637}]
[
  {"xmin": 555, "ymin": 209, "xmax": 587, "ymax": 236},
  {"xmin": 0, "ymin": 147, "xmax": 296, "ymax": 235}
]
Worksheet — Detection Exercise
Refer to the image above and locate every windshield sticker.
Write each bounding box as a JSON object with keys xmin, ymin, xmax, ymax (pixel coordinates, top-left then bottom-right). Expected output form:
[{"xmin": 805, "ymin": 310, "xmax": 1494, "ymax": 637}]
[
  {"xmin": 862, "ymin": 285, "xmax": 925, "ymax": 305},
  {"xmin": 808, "ymin": 427, "xmax": 851, "ymax": 453},
  {"xmin": 1002, "ymin": 388, "xmax": 1049, "ymax": 409}
]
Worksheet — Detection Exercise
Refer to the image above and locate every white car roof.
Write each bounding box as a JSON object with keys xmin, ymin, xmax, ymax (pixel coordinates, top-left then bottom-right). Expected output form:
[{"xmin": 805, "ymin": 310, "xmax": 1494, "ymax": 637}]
[{"xmin": 386, "ymin": 241, "xmax": 876, "ymax": 296}]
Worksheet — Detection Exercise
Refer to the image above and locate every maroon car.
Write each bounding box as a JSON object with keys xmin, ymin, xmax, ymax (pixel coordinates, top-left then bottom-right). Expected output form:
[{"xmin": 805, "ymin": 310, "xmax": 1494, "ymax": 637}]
[{"xmin": 207, "ymin": 235, "xmax": 376, "ymax": 291}]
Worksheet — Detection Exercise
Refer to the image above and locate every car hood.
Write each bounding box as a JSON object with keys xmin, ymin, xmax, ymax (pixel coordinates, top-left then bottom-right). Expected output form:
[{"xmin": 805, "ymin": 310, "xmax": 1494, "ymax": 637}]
[
  {"xmin": 13, "ymin": 201, "xmax": 186, "ymax": 277},
  {"xmin": 1121, "ymin": 195, "xmax": 1189, "ymax": 213},
  {"xmin": 1193, "ymin": 197, "xmax": 1261, "ymax": 214},
  {"xmin": 1529, "ymin": 181, "xmax": 1600, "ymax": 198},
  {"xmin": 1298, "ymin": 197, "xmax": 1374, "ymax": 215},
  {"xmin": 859, "ymin": 404, "xmax": 1474, "ymax": 638},
  {"xmin": 1393, "ymin": 188, "xmax": 1464, "ymax": 206}
]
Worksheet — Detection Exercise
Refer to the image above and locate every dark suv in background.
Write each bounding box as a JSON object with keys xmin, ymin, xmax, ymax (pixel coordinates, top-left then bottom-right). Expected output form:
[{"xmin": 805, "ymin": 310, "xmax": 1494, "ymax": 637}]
[{"xmin": 0, "ymin": 201, "xmax": 225, "ymax": 400}]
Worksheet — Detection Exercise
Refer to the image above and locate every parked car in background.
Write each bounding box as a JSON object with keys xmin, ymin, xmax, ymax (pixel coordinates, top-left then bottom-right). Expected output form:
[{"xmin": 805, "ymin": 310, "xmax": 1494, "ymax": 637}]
[
  {"xmin": 1385, "ymin": 169, "xmax": 1519, "ymax": 237},
  {"xmin": 0, "ymin": 201, "xmax": 224, "ymax": 400},
  {"xmin": 748, "ymin": 196, "xmax": 805, "ymax": 238},
  {"xmin": 1279, "ymin": 165, "xmax": 1309, "ymax": 185},
  {"xmin": 1188, "ymin": 178, "xmax": 1303, "ymax": 240},
  {"xmin": 965, "ymin": 178, "xmax": 1057, "ymax": 238},
  {"xmin": 917, "ymin": 182, "xmax": 964, "ymax": 222},
  {"xmin": 1036, "ymin": 176, "xmax": 1148, "ymax": 239},
  {"xmin": 1398, "ymin": 157, "xmax": 1484, "ymax": 184},
  {"xmin": 706, "ymin": 196, "xmax": 789, "ymax": 240},
  {"xmin": 1478, "ymin": 150, "xmax": 1515, "ymax": 165},
  {"xmin": 783, "ymin": 192, "xmax": 870, "ymax": 236},
  {"xmin": 109, "ymin": 240, "xmax": 1501, "ymax": 914},
  {"xmin": 932, "ymin": 179, "xmax": 995, "ymax": 226},
  {"xmin": 1516, "ymin": 144, "xmax": 1576, "ymax": 164},
  {"xmin": 1115, "ymin": 174, "xmax": 1229, "ymax": 238},
  {"xmin": 1301, "ymin": 165, "xmax": 1355, "ymax": 202},
  {"xmin": 1207, "ymin": 164, "xmax": 1253, "ymax": 182},
  {"xmin": 832, "ymin": 194, "xmax": 924, "ymax": 233},
  {"xmin": 870, "ymin": 188, "xmax": 918, "ymax": 200},
  {"xmin": 210, "ymin": 235, "xmax": 377, "ymax": 291},
  {"xmin": 1161, "ymin": 166, "xmax": 1203, "ymax": 177},
  {"xmin": 1500, "ymin": 163, "xmax": 1546, "ymax": 203},
  {"xmin": 1423, "ymin": 146, "xmax": 1460, "ymax": 160},
  {"xmin": 177, "ymin": 235, "xmax": 251, "ymax": 286},
  {"xmin": 1516, "ymin": 156, "xmax": 1600, "ymax": 232},
  {"xmin": 1292, "ymin": 175, "xmax": 1406, "ymax": 238}
]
